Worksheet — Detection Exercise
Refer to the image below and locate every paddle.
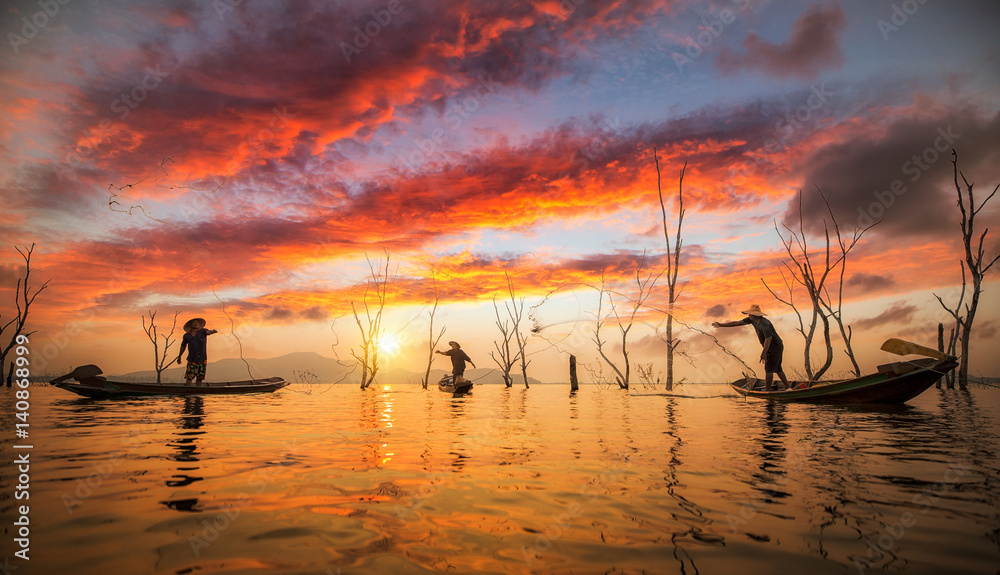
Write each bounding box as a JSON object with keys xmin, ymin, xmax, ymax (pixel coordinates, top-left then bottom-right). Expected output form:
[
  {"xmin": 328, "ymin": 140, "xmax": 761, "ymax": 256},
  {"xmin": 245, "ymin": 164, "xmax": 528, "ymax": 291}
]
[
  {"xmin": 50, "ymin": 364, "xmax": 104, "ymax": 384},
  {"xmin": 880, "ymin": 338, "xmax": 954, "ymax": 361}
]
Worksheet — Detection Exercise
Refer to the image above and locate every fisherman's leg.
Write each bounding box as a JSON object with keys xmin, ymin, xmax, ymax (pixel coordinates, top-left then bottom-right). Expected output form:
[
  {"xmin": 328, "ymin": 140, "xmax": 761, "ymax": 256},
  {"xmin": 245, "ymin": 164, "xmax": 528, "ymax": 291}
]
[{"xmin": 765, "ymin": 372, "xmax": 774, "ymax": 392}]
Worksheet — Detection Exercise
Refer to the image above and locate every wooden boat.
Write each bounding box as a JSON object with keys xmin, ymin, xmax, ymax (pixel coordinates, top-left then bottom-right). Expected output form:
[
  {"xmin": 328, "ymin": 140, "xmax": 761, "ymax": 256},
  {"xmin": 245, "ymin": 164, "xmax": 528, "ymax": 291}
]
[
  {"xmin": 438, "ymin": 374, "xmax": 473, "ymax": 394},
  {"xmin": 50, "ymin": 365, "xmax": 288, "ymax": 399},
  {"xmin": 731, "ymin": 355, "xmax": 958, "ymax": 404}
]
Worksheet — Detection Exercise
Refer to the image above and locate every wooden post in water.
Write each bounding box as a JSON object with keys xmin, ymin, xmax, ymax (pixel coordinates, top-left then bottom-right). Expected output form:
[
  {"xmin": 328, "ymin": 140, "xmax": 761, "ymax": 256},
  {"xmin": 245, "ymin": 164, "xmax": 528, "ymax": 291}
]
[
  {"xmin": 937, "ymin": 323, "xmax": 945, "ymax": 389},
  {"xmin": 569, "ymin": 355, "xmax": 579, "ymax": 392}
]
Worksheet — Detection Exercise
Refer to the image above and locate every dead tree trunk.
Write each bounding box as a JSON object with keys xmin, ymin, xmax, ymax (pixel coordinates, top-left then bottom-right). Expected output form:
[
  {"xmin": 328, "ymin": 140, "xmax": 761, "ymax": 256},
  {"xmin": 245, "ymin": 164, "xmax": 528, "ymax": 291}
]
[
  {"xmin": 502, "ymin": 273, "xmax": 531, "ymax": 388},
  {"xmin": 489, "ymin": 292, "xmax": 519, "ymax": 387},
  {"xmin": 933, "ymin": 150, "xmax": 999, "ymax": 388},
  {"xmin": 764, "ymin": 190, "xmax": 877, "ymax": 380},
  {"xmin": 654, "ymin": 150, "xmax": 686, "ymax": 391},
  {"xmin": 1, "ymin": 244, "xmax": 50, "ymax": 386},
  {"xmin": 592, "ymin": 253, "xmax": 664, "ymax": 389},
  {"xmin": 143, "ymin": 310, "xmax": 180, "ymax": 384},
  {"xmin": 352, "ymin": 251, "xmax": 394, "ymax": 389}
]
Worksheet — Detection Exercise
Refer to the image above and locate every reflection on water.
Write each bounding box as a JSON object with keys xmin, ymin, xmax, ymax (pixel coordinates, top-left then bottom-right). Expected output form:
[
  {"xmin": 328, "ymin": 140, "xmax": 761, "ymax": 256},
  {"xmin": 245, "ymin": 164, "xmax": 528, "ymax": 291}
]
[
  {"xmin": 3, "ymin": 384, "xmax": 999, "ymax": 574},
  {"xmin": 166, "ymin": 396, "xmax": 205, "ymax": 486}
]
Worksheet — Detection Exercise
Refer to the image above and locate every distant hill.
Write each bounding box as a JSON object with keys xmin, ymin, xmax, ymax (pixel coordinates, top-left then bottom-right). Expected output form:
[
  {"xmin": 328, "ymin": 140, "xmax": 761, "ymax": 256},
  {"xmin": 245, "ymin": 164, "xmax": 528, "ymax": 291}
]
[{"xmin": 110, "ymin": 352, "xmax": 543, "ymax": 386}]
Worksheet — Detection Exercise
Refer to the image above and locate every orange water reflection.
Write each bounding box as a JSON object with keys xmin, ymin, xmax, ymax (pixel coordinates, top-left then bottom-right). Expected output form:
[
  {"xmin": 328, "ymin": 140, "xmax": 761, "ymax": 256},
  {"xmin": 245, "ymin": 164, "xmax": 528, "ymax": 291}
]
[{"xmin": 4, "ymin": 384, "xmax": 999, "ymax": 574}]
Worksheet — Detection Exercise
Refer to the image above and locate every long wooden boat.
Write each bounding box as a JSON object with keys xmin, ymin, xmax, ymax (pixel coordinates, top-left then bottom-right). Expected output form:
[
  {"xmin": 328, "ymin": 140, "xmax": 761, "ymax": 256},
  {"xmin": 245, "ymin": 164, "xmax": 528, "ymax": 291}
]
[
  {"xmin": 438, "ymin": 374, "xmax": 473, "ymax": 394},
  {"xmin": 51, "ymin": 365, "xmax": 288, "ymax": 399},
  {"xmin": 730, "ymin": 357, "xmax": 958, "ymax": 404}
]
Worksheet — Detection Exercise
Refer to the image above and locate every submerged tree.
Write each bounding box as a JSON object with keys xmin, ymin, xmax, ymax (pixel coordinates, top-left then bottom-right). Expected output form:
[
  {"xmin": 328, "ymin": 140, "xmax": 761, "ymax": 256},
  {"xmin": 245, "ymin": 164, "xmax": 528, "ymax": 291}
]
[
  {"xmin": 654, "ymin": 150, "xmax": 686, "ymax": 391},
  {"xmin": 490, "ymin": 290, "xmax": 520, "ymax": 388},
  {"xmin": 933, "ymin": 150, "xmax": 999, "ymax": 387},
  {"xmin": 493, "ymin": 273, "xmax": 531, "ymax": 388},
  {"xmin": 764, "ymin": 190, "xmax": 878, "ymax": 380},
  {"xmin": 143, "ymin": 310, "xmax": 180, "ymax": 384},
  {"xmin": 351, "ymin": 251, "xmax": 395, "ymax": 390},
  {"xmin": 1, "ymin": 244, "xmax": 50, "ymax": 386},
  {"xmin": 593, "ymin": 252, "xmax": 663, "ymax": 389},
  {"xmin": 422, "ymin": 275, "xmax": 446, "ymax": 389}
]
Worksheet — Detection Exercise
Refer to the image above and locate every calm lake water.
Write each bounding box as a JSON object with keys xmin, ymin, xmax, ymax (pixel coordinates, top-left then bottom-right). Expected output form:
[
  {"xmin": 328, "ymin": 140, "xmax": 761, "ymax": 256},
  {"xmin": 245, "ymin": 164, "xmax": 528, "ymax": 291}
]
[{"xmin": 2, "ymin": 382, "xmax": 999, "ymax": 574}]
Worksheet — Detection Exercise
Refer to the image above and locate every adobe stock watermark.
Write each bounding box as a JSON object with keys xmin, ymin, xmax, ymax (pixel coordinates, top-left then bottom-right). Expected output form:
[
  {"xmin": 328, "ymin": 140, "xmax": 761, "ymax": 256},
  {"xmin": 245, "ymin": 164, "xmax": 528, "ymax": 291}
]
[
  {"xmin": 188, "ymin": 439, "xmax": 304, "ymax": 557},
  {"xmin": 672, "ymin": 0, "xmax": 754, "ymax": 74},
  {"xmin": 58, "ymin": 65, "xmax": 172, "ymax": 182},
  {"xmin": 850, "ymin": 460, "xmax": 973, "ymax": 573},
  {"xmin": 732, "ymin": 83, "xmax": 833, "ymax": 187},
  {"xmin": 61, "ymin": 418, "xmax": 165, "ymax": 514},
  {"xmin": 395, "ymin": 74, "xmax": 501, "ymax": 170},
  {"xmin": 877, "ymin": 0, "xmax": 931, "ymax": 41},
  {"xmin": 520, "ymin": 454, "xmax": 631, "ymax": 565},
  {"xmin": 855, "ymin": 127, "xmax": 960, "ymax": 228},
  {"xmin": 7, "ymin": 0, "xmax": 72, "ymax": 54},
  {"xmin": 340, "ymin": 0, "xmax": 409, "ymax": 63}
]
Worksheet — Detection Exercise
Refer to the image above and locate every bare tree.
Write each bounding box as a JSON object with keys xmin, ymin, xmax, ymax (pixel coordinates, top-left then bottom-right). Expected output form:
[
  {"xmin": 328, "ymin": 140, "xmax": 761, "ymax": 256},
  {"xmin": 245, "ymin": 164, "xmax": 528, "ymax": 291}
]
[
  {"xmin": 422, "ymin": 275, "xmax": 446, "ymax": 389},
  {"xmin": 593, "ymin": 253, "xmax": 663, "ymax": 389},
  {"xmin": 764, "ymin": 190, "xmax": 877, "ymax": 380},
  {"xmin": 351, "ymin": 251, "xmax": 394, "ymax": 389},
  {"xmin": 934, "ymin": 150, "xmax": 999, "ymax": 387},
  {"xmin": 489, "ymin": 292, "xmax": 519, "ymax": 387},
  {"xmin": 654, "ymin": 151, "xmax": 686, "ymax": 391},
  {"xmin": 497, "ymin": 273, "xmax": 531, "ymax": 388},
  {"xmin": 2, "ymin": 244, "xmax": 50, "ymax": 386},
  {"xmin": 143, "ymin": 310, "xmax": 180, "ymax": 383}
]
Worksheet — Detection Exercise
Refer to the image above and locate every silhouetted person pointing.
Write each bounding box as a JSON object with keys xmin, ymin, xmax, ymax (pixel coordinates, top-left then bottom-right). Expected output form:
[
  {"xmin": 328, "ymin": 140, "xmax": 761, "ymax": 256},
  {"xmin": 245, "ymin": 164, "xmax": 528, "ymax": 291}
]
[{"xmin": 713, "ymin": 304, "xmax": 789, "ymax": 392}]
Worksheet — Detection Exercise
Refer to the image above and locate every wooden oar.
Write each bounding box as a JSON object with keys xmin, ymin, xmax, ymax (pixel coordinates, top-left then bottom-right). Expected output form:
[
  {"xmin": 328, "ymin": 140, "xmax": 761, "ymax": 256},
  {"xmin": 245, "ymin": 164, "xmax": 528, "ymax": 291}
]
[
  {"xmin": 50, "ymin": 364, "xmax": 104, "ymax": 384},
  {"xmin": 880, "ymin": 338, "xmax": 954, "ymax": 361}
]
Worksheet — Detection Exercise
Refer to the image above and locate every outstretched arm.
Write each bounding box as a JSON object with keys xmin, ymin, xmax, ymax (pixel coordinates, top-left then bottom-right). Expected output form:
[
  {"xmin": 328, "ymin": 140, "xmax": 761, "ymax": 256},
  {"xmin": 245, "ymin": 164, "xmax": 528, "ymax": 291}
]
[{"xmin": 712, "ymin": 320, "xmax": 744, "ymax": 328}]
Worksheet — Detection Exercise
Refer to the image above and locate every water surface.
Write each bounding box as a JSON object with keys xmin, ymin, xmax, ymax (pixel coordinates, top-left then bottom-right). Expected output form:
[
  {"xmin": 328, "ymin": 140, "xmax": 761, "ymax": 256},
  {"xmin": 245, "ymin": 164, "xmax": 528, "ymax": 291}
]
[{"xmin": 2, "ymin": 383, "xmax": 998, "ymax": 574}]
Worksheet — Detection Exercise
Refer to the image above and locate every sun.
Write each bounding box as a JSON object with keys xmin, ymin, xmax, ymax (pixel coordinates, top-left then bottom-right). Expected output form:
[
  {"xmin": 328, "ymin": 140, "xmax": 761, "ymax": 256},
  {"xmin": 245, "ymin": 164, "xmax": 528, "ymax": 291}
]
[{"xmin": 377, "ymin": 333, "xmax": 401, "ymax": 356}]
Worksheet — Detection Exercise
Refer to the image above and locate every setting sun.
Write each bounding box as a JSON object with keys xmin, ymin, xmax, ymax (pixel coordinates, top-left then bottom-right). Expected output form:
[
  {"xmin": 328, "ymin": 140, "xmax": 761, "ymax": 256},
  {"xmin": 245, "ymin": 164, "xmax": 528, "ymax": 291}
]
[{"xmin": 377, "ymin": 333, "xmax": 402, "ymax": 356}]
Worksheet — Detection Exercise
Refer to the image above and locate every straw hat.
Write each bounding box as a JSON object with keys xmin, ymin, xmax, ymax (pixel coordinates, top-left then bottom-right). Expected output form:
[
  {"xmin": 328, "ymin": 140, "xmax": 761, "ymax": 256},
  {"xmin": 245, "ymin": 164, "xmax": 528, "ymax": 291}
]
[
  {"xmin": 448, "ymin": 341, "xmax": 461, "ymax": 348},
  {"xmin": 741, "ymin": 304, "xmax": 766, "ymax": 317},
  {"xmin": 183, "ymin": 317, "xmax": 206, "ymax": 331}
]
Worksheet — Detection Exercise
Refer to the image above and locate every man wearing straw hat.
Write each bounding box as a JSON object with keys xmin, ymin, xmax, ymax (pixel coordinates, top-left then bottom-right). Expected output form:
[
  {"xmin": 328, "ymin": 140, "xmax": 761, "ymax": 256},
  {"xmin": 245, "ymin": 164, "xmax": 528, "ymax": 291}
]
[
  {"xmin": 176, "ymin": 317, "xmax": 218, "ymax": 386},
  {"xmin": 435, "ymin": 340, "xmax": 476, "ymax": 385},
  {"xmin": 713, "ymin": 304, "xmax": 789, "ymax": 391}
]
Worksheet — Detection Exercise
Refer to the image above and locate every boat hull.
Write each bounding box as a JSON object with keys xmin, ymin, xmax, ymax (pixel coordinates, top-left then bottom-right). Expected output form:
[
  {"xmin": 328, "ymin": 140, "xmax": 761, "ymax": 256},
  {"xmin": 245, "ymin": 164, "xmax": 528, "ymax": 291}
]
[
  {"xmin": 53, "ymin": 378, "xmax": 288, "ymax": 399},
  {"xmin": 438, "ymin": 375, "xmax": 473, "ymax": 394},
  {"xmin": 730, "ymin": 358, "xmax": 957, "ymax": 404}
]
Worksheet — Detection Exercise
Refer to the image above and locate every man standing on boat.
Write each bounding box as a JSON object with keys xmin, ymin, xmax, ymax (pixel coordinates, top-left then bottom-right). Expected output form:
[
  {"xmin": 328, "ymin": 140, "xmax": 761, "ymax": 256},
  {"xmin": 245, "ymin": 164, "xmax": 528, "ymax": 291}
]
[
  {"xmin": 436, "ymin": 341, "xmax": 476, "ymax": 385},
  {"xmin": 176, "ymin": 318, "xmax": 218, "ymax": 386},
  {"xmin": 713, "ymin": 305, "xmax": 790, "ymax": 392}
]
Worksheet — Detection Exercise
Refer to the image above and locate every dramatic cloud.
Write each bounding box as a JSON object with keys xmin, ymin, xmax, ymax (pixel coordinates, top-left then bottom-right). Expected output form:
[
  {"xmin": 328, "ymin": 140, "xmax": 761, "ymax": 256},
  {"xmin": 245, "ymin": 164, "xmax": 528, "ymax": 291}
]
[
  {"xmin": 715, "ymin": 4, "xmax": 847, "ymax": 79},
  {"xmin": 788, "ymin": 107, "xmax": 1000, "ymax": 239},
  {"xmin": 853, "ymin": 301, "xmax": 919, "ymax": 332},
  {"xmin": 846, "ymin": 272, "xmax": 896, "ymax": 292}
]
